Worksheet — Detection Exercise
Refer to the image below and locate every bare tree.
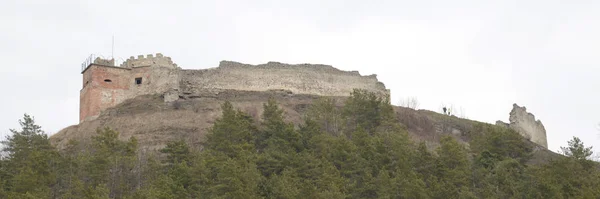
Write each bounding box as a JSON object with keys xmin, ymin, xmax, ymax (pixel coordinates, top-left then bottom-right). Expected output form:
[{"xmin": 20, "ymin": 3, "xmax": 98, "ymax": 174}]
[
  {"xmin": 454, "ymin": 105, "xmax": 468, "ymax": 119},
  {"xmin": 398, "ymin": 96, "xmax": 420, "ymax": 110}
]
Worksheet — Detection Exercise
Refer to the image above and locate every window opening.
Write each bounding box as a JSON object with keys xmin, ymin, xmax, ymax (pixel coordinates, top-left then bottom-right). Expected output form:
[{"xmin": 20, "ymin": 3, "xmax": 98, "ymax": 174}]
[
  {"xmin": 104, "ymin": 79, "xmax": 112, "ymax": 82},
  {"xmin": 135, "ymin": 77, "xmax": 142, "ymax": 85}
]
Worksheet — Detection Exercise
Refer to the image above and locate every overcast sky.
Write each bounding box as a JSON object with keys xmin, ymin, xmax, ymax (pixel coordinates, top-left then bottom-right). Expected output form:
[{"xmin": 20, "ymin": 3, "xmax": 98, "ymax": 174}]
[{"xmin": 1, "ymin": 0, "xmax": 599, "ymax": 153}]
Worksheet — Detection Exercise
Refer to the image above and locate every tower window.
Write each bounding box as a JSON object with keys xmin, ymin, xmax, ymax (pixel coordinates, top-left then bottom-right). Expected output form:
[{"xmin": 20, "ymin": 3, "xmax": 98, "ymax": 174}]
[
  {"xmin": 104, "ymin": 79, "xmax": 112, "ymax": 82},
  {"xmin": 135, "ymin": 77, "xmax": 142, "ymax": 85}
]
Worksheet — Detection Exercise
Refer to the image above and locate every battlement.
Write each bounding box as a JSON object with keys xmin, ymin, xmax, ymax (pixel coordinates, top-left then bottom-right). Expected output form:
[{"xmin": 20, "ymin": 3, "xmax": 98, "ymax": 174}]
[
  {"xmin": 120, "ymin": 53, "xmax": 178, "ymax": 68},
  {"xmin": 80, "ymin": 53, "xmax": 390, "ymax": 123}
]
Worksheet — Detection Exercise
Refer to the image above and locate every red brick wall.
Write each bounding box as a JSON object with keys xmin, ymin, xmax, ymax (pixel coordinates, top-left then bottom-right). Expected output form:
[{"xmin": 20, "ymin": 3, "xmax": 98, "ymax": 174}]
[{"xmin": 80, "ymin": 65, "xmax": 132, "ymax": 122}]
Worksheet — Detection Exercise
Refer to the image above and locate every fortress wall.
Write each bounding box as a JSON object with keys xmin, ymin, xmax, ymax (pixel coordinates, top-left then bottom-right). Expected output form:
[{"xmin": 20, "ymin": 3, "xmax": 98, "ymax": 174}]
[
  {"xmin": 80, "ymin": 56, "xmax": 391, "ymax": 123},
  {"xmin": 80, "ymin": 64, "xmax": 181, "ymax": 122},
  {"xmin": 180, "ymin": 61, "xmax": 389, "ymax": 98},
  {"xmin": 126, "ymin": 66, "xmax": 180, "ymax": 98},
  {"xmin": 120, "ymin": 53, "xmax": 178, "ymax": 68},
  {"xmin": 496, "ymin": 103, "xmax": 548, "ymax": 148},
  {"xmin": 508, "ymin": 104, "xmax": 548, "ymax": 148},
  {"xmin": 80, "ymin": 65, "xmax": 132, "ymax": 122}
]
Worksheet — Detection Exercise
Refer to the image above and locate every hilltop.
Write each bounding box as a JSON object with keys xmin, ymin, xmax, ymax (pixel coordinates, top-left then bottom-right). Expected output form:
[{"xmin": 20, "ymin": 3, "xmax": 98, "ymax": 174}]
[
  {"xmin": 51, "ymin": 89, "xmax": 557, "ymax": 165},
  {"xmin": 6, "ymin": 86, "xmax": 597, "ymax": 198}
]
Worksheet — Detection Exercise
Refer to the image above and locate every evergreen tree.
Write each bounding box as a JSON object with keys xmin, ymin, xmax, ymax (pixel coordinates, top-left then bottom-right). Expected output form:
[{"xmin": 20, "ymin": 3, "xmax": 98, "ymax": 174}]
[
  {"xmin": 343, "ymin": 89, "xmax": 388, "ymax": 134},
  {"xmin": 305, "ymin": 97, "xmax": 343, "ymax": 136},
  {"xmin": 196, "ymin": 151, "xmax": 263, "ymax": 199},
  {"xmin": 2, "ymin": 93, "xmax": 600, "ymax": 199},
  {"xmin": 196, "ymin": 101, "xmax": 263, "ymax": 198},
  {"xmin": 86, "ymin": 127, "xmax": 138, "ymax": 198},
  {"xmin": 560, "ymin": 136, "xmax": 594, "ymax": 161},
  {"xmin": 470, "ymin": 124, "xmax": 533, "ymax": 164},
  {"xmin": 258, "ymin": 98, "xmax": 301, "ymax": 152},
  {"xmin": 205, "ymin": 101, "xmax": 257, "ymax": 158},
  {"xmin": 0, "ymin": 114, "xmax": 58, "ymax": 198},
  {"xmin": 160, "ymin": 140, "xmax": 193, "ymax": 165},
  {"xmin": 433, "ymin": 135, "xmax": 473, "ymax": 198}
]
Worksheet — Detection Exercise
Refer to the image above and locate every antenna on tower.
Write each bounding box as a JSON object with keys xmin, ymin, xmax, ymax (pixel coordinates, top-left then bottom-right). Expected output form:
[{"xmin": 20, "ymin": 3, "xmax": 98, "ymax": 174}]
[{"xmin": 111, "ymin": 35, "xmax": 114, "ymax": 61}]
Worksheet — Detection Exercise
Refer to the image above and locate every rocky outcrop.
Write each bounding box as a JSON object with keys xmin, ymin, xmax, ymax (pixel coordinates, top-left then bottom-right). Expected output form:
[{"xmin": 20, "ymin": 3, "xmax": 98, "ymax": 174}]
[{"xmin": 496, "ymin": 103, "xmax": 548, "ymax": 148}]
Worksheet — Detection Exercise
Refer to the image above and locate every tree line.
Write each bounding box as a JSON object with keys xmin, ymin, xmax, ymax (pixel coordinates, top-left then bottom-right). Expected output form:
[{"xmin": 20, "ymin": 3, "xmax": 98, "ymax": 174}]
[{"xmin": 1, "ymin": 89, "xmax": 599, "ymax": 198}]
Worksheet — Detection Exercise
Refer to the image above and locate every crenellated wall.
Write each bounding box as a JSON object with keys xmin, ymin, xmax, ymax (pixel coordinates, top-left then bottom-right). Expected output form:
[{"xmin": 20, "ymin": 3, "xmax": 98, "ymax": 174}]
[
  {"xmin": 120, "ymin": 53, "xmax": 179, "ymax": 68},
  {"xmin": 79, "ymin": 53, "xmax": 390, "ymax": 122},
  {"xmin": 80, "ymin": 54, "xmax": 181, "ymax": 122}
]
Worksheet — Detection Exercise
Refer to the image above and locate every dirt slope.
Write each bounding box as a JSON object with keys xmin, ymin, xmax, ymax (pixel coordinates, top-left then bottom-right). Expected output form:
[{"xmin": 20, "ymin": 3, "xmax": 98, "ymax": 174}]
[
  {"xmin": 52, "ymin": 90, "xmax": 344, "ymax": 151},
  {"xmin": 51, "ymin": 89, "xmax": 558, "ymax": 164}
]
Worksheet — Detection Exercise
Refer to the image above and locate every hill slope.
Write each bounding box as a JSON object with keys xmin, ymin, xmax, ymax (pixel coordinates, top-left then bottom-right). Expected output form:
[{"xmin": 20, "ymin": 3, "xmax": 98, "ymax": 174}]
[{"xmin": 50, "ymin": 89, "xmax": 557, "ymax": 164}]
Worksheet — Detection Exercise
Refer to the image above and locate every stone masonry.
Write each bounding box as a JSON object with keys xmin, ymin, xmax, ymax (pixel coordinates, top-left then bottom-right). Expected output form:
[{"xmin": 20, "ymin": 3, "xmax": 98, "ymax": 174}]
[
  {"xmin": 79, "ymin": 53, "xmax": 390, "ymax": 122},
  {"xmin": 496, "ymin": 103, "xmax": 548, "ymax": 148}
]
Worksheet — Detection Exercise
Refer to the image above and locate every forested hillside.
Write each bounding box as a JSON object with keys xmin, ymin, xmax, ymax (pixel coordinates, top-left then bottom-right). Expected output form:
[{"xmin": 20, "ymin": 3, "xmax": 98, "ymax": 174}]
[{"xmin": 1, "ymin": 90, "xmax": 599, "ymax": 198}]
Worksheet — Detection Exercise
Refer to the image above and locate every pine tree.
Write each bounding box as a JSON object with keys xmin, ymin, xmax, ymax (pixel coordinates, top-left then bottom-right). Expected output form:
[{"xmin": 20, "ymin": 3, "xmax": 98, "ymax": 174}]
[
  {"xmin": 205, "ymin": 101, "xmax": 257, "ymax": 158},
  {"xmin": 86, "ymin": 127, "xmax": 138, "ymax": 198},
  {"xmin": 305, "ymin": 97, "xmax": 343, "ymax": 136},
  {"xmin": 433, "ymin": 135, "xmax": 473, "ymax": 198},
  {"xmin": 342, "ymin": 89, "xmax": 386, "ymax": 135},
  {"xmin": 560, "ymin": 136, "xmax": 594, "ymax": 161},
  {"xmin": 470, "ymin": 124, "xmax": 533, "ymax": 164},
  {"xmin": 0, "ymin": 114, "xmax": 58, "ymax": 198},
  {"xmin": 197, "ymin": 101, "xmax": 263, "ymax": 198},
  {"xmin": 160, "ymin": 140, "xmax": 192, "ymax": 165},
  {"xmin": 258, "ymin": 98, "xmax": 301, "ymax": 152}
]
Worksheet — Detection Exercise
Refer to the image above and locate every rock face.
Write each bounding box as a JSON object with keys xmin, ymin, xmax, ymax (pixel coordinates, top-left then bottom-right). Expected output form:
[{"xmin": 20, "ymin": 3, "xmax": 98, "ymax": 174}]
[{"xmin": 497, "ymin": 103, "xmax": 548, "ymax": 148}]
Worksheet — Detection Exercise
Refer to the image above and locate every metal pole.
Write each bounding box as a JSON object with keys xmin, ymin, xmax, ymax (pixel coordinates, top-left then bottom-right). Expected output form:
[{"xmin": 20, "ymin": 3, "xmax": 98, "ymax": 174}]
[{"xmin": 112, "ymin": 35, "xmax": 114, "ymax": 61}]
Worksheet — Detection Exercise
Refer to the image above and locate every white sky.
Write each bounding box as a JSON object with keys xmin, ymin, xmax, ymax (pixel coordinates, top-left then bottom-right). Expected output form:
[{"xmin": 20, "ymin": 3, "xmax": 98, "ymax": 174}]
[{"xmin": 1, "ymin": 0, "xmax": 599, "ymax": 153}]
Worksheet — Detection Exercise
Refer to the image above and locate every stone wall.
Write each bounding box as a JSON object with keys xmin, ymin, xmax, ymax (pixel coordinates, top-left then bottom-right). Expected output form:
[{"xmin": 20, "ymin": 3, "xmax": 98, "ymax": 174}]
[
  {"xmin": 80, "ymin": 54, "xmax": 181, "ymax": 122},
  {"xmin": 80, "ymin": 54, "xmax": 390, "ymax": 122},
  {"xmin": 120, "ymin": 53, "xmax": 179, "ymax": 68},
  {"xmin": 180, "ymin": 61, "xmax": 390, "ymax": 99},
  {"xmin": 496, "ymin": 103, "xmax": 548, "ymax": 148}
]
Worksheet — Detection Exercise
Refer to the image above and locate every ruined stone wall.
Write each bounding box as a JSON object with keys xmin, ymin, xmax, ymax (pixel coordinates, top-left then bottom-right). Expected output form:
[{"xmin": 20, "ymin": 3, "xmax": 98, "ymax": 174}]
[
  {"xmin": 120, "ymin": 53, "xmax": 178, "ymax": 68},
  {"xmin": 180, "ymin": 61, "xmax": 389, "ymax": 99},
  {"xmin": 80, "ymin": 54, "xmax": 181, "ymax": 122},
  {"xmin": 80, "ymin": 55, "xmax": 390, "ymax": 123},
  {"xmin": 496, "ymin": 103, "xmax": 548, "ymax": 148},
  {"xmin": 127, "ymin": 66, "xmax": 180, "ymax": 98}
]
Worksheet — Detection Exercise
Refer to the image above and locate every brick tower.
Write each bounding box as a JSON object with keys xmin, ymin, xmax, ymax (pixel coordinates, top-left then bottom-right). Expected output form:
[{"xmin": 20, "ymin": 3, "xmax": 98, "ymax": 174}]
[{"xmin": 79, "ymin": 54, "xmax": 179, "ymax": 122}]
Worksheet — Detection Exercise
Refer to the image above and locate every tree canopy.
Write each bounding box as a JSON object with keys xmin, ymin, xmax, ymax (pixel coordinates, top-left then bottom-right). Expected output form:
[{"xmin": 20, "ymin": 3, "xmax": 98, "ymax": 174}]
[{"xmin": 1, "ymin": 90, "xmax": 599, "ymax": 198}]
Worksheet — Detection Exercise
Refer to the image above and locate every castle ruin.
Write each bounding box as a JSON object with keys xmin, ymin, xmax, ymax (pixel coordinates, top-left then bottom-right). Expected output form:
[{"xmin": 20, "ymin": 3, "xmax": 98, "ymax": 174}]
[
  {"xmin": 80, "ymin": 53, "xmax": 390, "ymax": 122},
  {"xmin": 496, "ymin": 103, "xmax": 548, "ymax": 148}
]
